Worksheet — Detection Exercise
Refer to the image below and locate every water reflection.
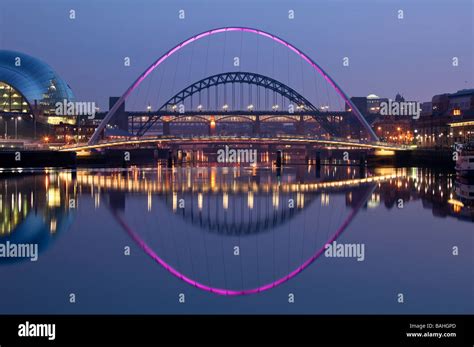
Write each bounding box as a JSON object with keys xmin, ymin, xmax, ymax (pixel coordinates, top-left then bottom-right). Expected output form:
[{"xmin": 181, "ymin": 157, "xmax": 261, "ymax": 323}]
[
  {"xmin": 453, "ymin": 177, "xmax": 474, "ymax": 219},
  {"xmin": 1, "ymin": 166, "xmax": 471, "ymax": 292},
  {"xmin": 72, "ymin": 167, "xmax": 474, "ymax": 225}
]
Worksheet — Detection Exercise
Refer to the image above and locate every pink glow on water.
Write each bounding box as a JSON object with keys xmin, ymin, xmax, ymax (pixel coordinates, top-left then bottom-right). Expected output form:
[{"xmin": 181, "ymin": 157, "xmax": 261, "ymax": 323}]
[{"xmin": 113, "ymin": 200, "xmax": 361, "ymax": 296}]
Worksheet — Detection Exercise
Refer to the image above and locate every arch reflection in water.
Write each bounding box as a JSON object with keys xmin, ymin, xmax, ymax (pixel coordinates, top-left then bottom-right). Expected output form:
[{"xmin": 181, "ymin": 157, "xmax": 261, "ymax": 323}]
[
  {"xmin": 76, "ymin": 166, "xmax": 399, "ymax": 295},
  {"xmin": 3, "ymin": 166, "xmax": 472, "ymax": 288},
  {"xmin": 0, "ymin": 173, "xmax": 76, "ymax": 265}
]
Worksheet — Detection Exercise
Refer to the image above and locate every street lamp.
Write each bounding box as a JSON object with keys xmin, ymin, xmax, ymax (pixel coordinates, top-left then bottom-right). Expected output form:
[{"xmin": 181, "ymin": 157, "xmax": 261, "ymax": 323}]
[{"xmin": 15, "ymin": 116, "xmax": 21, "ymax": 139}]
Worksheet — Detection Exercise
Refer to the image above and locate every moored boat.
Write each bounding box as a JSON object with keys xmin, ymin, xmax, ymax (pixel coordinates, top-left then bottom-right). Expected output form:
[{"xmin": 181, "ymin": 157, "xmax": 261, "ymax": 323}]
[{"xmin": 455, "ymin": 142, "xmax": 474, "ymax": 177}]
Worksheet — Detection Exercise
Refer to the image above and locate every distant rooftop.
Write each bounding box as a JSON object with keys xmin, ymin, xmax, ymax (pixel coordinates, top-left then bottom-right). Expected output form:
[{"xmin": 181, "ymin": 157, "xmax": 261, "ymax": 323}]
[{"xmin": 449, "ymin": 89, "xmax": 474, "ymax": 97}]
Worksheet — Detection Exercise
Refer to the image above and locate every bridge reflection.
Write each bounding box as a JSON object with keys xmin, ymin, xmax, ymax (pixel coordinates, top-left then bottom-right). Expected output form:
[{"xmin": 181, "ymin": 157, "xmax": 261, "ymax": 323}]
[
  {"xmin": 1, "ymin": 167, "xmax": 472, "ymax": 277},
  {"xmin": 67, "ymin": 167, "xmax": 474, "ymax": 221},
  {"xmin": 75, "ymin": 166, "xmax": 401, "ymax": 235},
  {"xmin": 93, "ymin": 166, "xmax": 472, "ymax": 295}
]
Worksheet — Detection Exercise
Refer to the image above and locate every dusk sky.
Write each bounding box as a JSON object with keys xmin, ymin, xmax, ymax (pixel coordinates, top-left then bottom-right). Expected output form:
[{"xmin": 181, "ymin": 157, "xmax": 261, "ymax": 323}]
[{"xmin": 0, "ymin": 0, "xmax": 472, "ymax": 109}]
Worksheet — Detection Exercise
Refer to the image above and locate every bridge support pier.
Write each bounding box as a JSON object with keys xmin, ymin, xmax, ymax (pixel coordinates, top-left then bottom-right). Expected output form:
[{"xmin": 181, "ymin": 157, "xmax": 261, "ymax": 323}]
[
  {"xmin": 314, "ymin": 150, "xmax": 321, "ymax": 178},
  {"xmin": 163, "ymin": 121, "xmax": 171, "ymax": 136},
  {"xmin": 167, "ymin": 150, "xmax": 173, "ymax": 168},
  {"xmin": 276, "ymin": 150, "xmax": 283, "ymax": 168},
  {"xmin": 315, "ymin": 151, "xmax": 321, "ymax": 169},
  {"xmin": 359, "ymin": 153, "xmax": 366, "ymax": 178},
  {"xmin": 252, "ymin": 116, "xmax": 261, "ymax": 136}
]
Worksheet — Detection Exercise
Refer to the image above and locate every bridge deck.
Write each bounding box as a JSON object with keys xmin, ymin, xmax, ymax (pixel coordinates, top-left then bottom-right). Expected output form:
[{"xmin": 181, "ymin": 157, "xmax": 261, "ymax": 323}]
[{"xmin": 59, "ymin": 135, "xmax": 411, "ymax": 152}]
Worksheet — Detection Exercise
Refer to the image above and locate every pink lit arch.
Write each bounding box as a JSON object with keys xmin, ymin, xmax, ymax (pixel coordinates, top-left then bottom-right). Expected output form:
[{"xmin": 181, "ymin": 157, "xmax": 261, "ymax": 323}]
[{"xmin": 89, "ymin": 27, "xmax": 378, "ymax": 145}]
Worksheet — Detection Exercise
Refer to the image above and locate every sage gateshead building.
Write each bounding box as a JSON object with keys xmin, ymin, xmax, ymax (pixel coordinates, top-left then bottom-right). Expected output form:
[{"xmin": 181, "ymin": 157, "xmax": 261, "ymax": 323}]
[{"xmin": 0, "ymin": 50, "xmax": 75, "ymax": 138}]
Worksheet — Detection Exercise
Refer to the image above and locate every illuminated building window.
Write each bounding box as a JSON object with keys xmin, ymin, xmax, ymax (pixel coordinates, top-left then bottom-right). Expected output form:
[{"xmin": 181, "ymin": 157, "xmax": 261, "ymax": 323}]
[{"xmin": 0, "ymin": 82, "xmax": 29, "ymax": 113}]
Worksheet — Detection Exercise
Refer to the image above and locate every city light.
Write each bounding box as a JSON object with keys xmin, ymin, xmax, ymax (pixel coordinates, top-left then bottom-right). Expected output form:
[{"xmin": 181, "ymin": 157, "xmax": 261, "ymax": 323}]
[{"xmin": 447, "ymin": 199, "xmax": 464, "ymax": 207}]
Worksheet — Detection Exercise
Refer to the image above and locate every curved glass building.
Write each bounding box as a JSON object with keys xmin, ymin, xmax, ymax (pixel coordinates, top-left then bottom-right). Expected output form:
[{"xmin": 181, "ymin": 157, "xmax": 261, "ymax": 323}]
[{"xmin": 0, "ymin": 50, "xmax": 74, "ymax": 124}]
